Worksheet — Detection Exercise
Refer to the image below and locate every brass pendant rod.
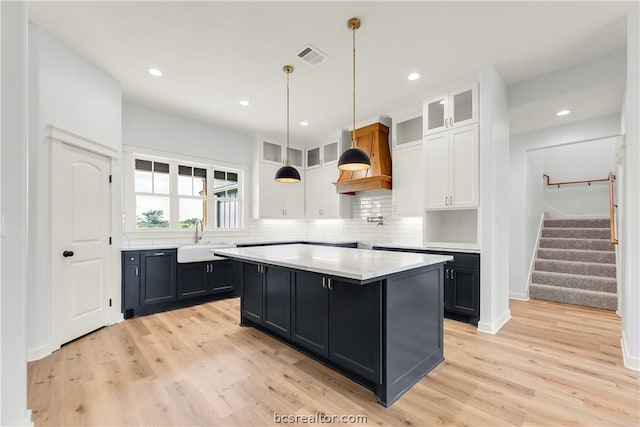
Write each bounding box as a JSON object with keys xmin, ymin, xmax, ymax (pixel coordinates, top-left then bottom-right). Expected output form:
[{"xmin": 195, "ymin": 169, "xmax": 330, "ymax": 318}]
[
  {"xmin": 351, "ymin": 22, "xmax": 356, "ymax": 149},
  {"xmin": 283, "ymin": 65, "xmax": 293, "ymax": 166}
]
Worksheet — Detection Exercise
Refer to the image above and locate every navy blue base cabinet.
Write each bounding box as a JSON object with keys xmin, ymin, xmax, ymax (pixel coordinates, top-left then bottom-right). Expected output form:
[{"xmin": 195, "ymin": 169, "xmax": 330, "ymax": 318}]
[
  {"xmin": 121, "ymin": 250, "xmax": 238, "ymax": 319},
  {"xmin": 373, "ymin": 246, "xmax": 480, "ymax": 326}
]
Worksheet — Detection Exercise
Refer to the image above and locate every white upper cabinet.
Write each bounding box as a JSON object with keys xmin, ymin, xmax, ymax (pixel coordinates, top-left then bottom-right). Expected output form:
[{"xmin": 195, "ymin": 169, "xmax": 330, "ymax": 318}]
[
  {"xmin": 424, "ymin": 124, "xmax": 478, "ymax": 210},
  {"xmin": 305, "ymin": 164, "xmax": 351, "ymax": 219},
  {"xmin": 306, "ymin": 140, "xmax": 342, "ymax": 169},
  {"xmin": 261, "ymin": 140, "xmax": 304, "ymax": 168},
  {"xmin": 258, "ymin": 163, "xmax": 305, "ymax": 218},
  {"xmin": 423, "ymin": 83, "xmax": 478, "ymax": 136},
  {"xmin": 391, "ymin": 113, "xmax": 424, "ymax": 216}
]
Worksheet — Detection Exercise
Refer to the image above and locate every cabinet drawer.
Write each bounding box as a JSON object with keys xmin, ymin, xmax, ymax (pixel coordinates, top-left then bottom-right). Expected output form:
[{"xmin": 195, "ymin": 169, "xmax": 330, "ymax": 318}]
[
  {"xmin": 124, "ymin": 252, "xmax": 140, "ymax": 265},
  {"xmin": 448, "ymin": 253, "xmax": 479, "ymax": 270}
]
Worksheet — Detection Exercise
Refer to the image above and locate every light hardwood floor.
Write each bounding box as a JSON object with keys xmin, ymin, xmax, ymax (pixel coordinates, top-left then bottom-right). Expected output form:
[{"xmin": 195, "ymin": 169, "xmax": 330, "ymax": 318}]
[{"xmin": 28, "ymin": 298, "xmax": 639, "ymax": 426}]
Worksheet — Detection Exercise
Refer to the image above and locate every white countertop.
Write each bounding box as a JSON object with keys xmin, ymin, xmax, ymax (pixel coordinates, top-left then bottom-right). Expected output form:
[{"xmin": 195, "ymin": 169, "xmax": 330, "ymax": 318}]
[
  {"xmin": 375, "ymin": 243, "xmax": 481, "ymax": 254},
  {"xmin": 212, "ymin": 244, "xmax": 452, "ymax": 281}
]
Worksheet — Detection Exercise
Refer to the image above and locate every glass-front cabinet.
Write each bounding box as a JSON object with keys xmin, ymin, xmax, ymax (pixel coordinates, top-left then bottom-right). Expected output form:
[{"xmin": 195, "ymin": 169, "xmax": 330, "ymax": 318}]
[
  {"xmin": 423, "ymin": 83, "xmax": 478, "ymax": 135},
  {"xmin": 306, "ymin": 141, "xmax": 340, "ymax": 169},
  {"xmin": 261, "ymin": 140, "xmax": 303, "ymax": 168}
]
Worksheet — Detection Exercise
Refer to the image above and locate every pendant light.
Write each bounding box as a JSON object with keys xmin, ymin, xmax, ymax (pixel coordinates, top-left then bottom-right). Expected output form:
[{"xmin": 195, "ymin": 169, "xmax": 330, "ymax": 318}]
[
  {"xmin": 275, "ymin": 65, "xmax": 302, "ymax": 183},
  {"xmin": 338, "ymin": 17, "xmax": 371, "ymax": 171}
]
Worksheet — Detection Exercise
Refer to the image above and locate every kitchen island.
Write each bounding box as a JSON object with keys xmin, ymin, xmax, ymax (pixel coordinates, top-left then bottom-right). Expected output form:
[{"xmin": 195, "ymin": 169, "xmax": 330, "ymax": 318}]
[{"xmin": 212, "ymin": 244, "xmax": 452, "ymax": 407}]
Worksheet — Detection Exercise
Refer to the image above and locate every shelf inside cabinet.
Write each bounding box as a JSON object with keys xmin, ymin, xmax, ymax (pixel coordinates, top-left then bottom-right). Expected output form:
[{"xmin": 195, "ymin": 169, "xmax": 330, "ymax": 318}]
[{"xmin": 424, "ymin": 209, "xmax": 478, "ymax": 245}]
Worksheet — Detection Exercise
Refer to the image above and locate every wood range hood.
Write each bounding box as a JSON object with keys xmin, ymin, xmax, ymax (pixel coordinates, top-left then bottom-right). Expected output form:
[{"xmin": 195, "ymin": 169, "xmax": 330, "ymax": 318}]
[{"xmin": 333, "ymin": 122, "xmax": 392, "ymax": 195}]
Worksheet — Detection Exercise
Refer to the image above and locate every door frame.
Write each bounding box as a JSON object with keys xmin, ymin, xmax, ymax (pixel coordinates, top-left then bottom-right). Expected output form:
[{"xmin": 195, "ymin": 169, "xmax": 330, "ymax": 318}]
[{"xmin": 50, "ymin": 126, "xmax": 121, "ymax": 352}]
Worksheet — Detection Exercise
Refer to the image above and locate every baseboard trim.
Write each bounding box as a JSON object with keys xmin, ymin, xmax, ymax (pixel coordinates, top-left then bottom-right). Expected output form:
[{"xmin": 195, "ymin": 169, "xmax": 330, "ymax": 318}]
[
  {"xmin": 477, "ymin": 309, "xmax": 512, "ymax": 335},
  {"xmin": 509, "ymin": 292, "xmax": 530, "ymax": 301},
  {"xmin": 27, "ymin": 342, "xmax": 60, "ymax": 362},
  {"xmin": 621, "ymin": 332, "xmax": 640, "ymax": 371}
]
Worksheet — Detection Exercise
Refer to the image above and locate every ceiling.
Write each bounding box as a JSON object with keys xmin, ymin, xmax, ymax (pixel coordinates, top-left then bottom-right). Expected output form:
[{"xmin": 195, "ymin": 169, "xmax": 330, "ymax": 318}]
[{"xmin": 28, "ymin": 1, "xmax": 634, "ymax": 145}]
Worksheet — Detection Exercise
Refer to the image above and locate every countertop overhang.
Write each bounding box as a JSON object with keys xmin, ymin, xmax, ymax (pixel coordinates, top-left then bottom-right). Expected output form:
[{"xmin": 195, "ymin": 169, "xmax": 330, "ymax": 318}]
[{"xmin": 212, "ymin": 244, "xmax": 452, "ymax": 282}]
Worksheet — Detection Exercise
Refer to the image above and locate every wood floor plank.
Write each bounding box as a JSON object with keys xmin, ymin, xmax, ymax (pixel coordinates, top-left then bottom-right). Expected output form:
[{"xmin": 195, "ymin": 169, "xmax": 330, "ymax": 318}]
[{"xmin": 27, "ymin": 298, "xmax": 639, "ymax": 426}]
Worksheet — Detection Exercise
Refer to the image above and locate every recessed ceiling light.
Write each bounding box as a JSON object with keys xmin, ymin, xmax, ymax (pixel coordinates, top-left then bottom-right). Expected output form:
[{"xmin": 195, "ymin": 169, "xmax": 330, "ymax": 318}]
[
  {"xmin": 147, "ymin": 68, "xmax": 162, "ymax": 77},
  {"xmin": 300, "ymin": 121, "xmax": 309, "ymax": 127},
  {"xmin": 239, "ymin": 100, "xmax": 250, "ymax": 107},
  {"xmin": 408, "ymin": 72, "xmax": 421, "ymax": 81},
  {"xmin": 556, "ymin": 109, "xmax": 571, "ymax": 116}
]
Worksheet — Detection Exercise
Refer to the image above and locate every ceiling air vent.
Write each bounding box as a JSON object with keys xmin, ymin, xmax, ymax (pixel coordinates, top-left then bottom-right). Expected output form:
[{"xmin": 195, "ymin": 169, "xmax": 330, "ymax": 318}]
[{"xmin": 296, "ymin": 45, "xmax": 328, "ymax": 67}]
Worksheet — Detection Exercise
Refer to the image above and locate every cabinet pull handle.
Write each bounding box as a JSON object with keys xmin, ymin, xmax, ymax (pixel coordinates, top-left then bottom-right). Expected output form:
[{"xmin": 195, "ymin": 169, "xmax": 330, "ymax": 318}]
[
  {"xmin": 450, "ymin": 116, "xmax": 454, "ymax": 126},
  {"xmin": 444, "ymin": 196, "xmax": 448, "ymax": 206},
  {"xmin": 328, "ymin": 278, "xmax": 333, "ymax": 290},
  {"xmin": 322, "ymin": 277, "xmax": 326, "ymax": 288},
  {"xmin": 444, "ymin": 118, "xmax": 449, "ymax": 128},
  {"xmin": 451, "ymin": 270, "xmax": 455, "ymax": 280},
  {"xmin": 206, "ymin": 264, "xmax": 209, "ymax": 273},
  {"xmin": 257, "ymin": 265, "xmax": 260, "ymax": 273},
  {"xmin": 449, "ymin": 196, "xmax": 453, "ymax": 205},
  {"xmin": 135, "ymin": 267, "xmax": 139, "ymax": 276},
  {"xmin": 210, "ymin": 263, "xmax": 214, "ymax": 271},
  {"xmin": 154, "ymin": 252, "xmax": 165, "ymax": 256}
]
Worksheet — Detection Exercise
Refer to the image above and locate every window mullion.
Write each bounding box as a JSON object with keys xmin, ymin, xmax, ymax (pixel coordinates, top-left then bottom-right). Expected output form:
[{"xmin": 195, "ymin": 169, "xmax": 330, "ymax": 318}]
[{"xmin": 169, "ymin": 162, "xmax": 180, "ymax": 230}]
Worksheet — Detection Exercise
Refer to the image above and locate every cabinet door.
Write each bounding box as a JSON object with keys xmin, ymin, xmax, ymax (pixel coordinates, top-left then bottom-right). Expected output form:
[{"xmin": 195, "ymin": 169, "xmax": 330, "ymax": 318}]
[
  {"xmin": 177, "ymin": 262, "xmax": 207, "ymax": 299},
  {"xmin": 242, "ymin": 263, "xmax": 263, "ymax": 323},
  {"xmin": 322, "ymin": 166, "xmax": 349, "ymax": 218},
  {"xmin": 392, "ymin": 143, "xmax": 423, "ymax": 216},
  {"xmin": 207, "ymin": 260, "xmax": 235, "ymax": 293},
  {"xmin": 258, "ymin": 164, "xmax": 284, "ymax": 218},
  {"xmin": 424, "ymin": 132, "xmax": 449, "ymax": 209},
  {"xmin": 424, "ymin": 95, "xmax": 448, "ymax": 135},
  {"xmin": 305, "ymin": 167, "xmax": 324, "ymax": 218},
  {"xmin": 263, "ymin": 266, "xmax": 291, "ymax": 339},
  {"xmin": 449, "ymin": 124, "xmax": 479, "ymax": 208},
  {"xmin": 282, "ymin": 176, "xmax": 305, "ymax": 218},
  {"xmin": 307, "ymin": 146, "xmax": 321, "ymax": 168},
  {"xmin": 292, "ymin": 272, "xmax": 329, "ymax": 358},
  {"xmin": 449, "ymin": 267, "xmax": 479, "ymax": 316},
  {"xmin": 262, "ymin": 140, "xmax": 283, "ymax": 164},
  {"xmin": 328, "ymin": 279, "xmax": 381, "ymax": 383},
  {"xmin": 450, "ymin": 84, "xmax": 478, "ymax": 129},
  {"xmin": 122, "ymin": 264, "xmax": 140, "ymax": 310},
  {"xmin": 323, "ymin": 142, "xmax": 339, "ymax": 164},
  {"xmin": 140, "ymin": 250, "xmax": 177, "ymax": 305}
]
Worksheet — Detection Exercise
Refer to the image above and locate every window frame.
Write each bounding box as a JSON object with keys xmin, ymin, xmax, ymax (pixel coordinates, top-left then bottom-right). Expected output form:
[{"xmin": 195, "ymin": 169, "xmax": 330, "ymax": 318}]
[{"xmin": 124, "ymin": 147, "xmax": 247, "ymax": 237}]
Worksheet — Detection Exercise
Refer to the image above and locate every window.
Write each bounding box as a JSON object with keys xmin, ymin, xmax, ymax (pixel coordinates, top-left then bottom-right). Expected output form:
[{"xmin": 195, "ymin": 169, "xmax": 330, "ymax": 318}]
[
  {"xmin": 178, "ymin": 165, "xmax": 207, "ymax": 228},
  {"xmin": 213, "ymin": 170, "xmax": 239, "ymax": 228},
  {"xmin": 135, "ymin": 160, "xmax": 170, "ymax": 228},
  {"xmin": 130, "ymin": 153, "xmax": 243, "ymax": 232}
]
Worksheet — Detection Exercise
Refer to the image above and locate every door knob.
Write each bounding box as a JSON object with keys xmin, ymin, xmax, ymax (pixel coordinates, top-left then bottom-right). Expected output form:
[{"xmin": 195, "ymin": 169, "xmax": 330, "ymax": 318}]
[{"xmin": 63, "ymin": 250, "xmax": 74, "ymax": 257}]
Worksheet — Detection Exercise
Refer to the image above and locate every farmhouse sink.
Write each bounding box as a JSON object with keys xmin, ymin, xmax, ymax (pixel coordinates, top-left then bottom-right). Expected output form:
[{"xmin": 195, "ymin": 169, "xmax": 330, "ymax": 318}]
[{"xmin": 177, "ymin": 243, "xmax": 236, "ymax": 263}]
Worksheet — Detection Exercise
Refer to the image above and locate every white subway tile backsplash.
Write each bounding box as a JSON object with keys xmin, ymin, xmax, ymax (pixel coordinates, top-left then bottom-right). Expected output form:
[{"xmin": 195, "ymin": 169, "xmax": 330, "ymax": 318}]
[{"xmin": 124, "ymin": 191, "xmax": 423, "ymax": 248}]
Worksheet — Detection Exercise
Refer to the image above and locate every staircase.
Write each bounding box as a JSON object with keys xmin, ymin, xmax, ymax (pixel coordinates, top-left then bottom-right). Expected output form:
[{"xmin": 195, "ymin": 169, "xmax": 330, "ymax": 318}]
[{"xmin": 530, "ymin": 218, "xmax": 617, "ymax": 310}]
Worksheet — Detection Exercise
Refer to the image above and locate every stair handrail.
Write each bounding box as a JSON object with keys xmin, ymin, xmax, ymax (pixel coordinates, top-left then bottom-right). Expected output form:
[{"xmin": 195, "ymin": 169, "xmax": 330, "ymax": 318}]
[
  {"xmin": 609, "ymin": 172, "xmax": 618, "ymax": 245},
  {"xmin": 541, "ymin": 172, "xmax": 618, "ymax": 245},
  {"xmin": 542, "ymin": 173, "xmax": 609, "ymax": 187}
]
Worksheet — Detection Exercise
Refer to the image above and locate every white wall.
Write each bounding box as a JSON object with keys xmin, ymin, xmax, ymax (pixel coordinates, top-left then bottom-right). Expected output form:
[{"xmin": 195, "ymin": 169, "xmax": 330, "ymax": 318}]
[
  {"xmin": 525, "ymin": 149, "xmax": 545, "ymax": 297},
  {"xmin": 621, "ymin": 8, "xmax": 640, "ymax": 371},
  {"xmin": 27, "ymin": 24, "xmax": 122, "ymax": 359},
  {"xmin": 542, "ymin": 138, "xmax": 617, "ymax": 218},
  {"xmin": 477, "ymin": 65, "xmax": 511, "ymax": 334},
  {"xmin": 509, "ymin": 116, "xmax": 621, "ymax": 300},
  {"xmin": 122, "ymin": 103, "xmax": 252, "ymax": 165},
  {"xmin": 1, "ymin": 2, "xmax": 31, "ymax": 424}
]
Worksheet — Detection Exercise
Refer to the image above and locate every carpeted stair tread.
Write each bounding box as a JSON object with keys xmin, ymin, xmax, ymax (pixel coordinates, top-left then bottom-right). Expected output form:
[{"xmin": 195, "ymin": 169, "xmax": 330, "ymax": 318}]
[
  {"xmin": 543, "ymin": 218, "xmax": 609, "ymax": 228},
  {"xmin": 532, "ymin": 271, "xmax": 617, "ymax": 293},
  {"xmin": 539, "ymin": 237, "xmax": 614, "ymax": 251},
  {"xmin": 530, "ymin": 284, "xmax": 617, "ymax": 310},
  {"xmin": 541, "ymin": 227, "xmax": 610, "ymax": 239},
  {"xmin": 537, "ymin": 248, "xmax": 615, "ymax": 264},
  {"xmin": 535, "ymin": 259, "xmax": 616, "ymax": 278}
]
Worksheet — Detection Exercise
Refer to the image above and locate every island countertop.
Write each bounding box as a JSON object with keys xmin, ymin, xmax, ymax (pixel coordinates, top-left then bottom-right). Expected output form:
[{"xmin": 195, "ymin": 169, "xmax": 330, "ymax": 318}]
[{"xmin": 212, "ymin": 243, "xmax": 452, "ymax": 281}]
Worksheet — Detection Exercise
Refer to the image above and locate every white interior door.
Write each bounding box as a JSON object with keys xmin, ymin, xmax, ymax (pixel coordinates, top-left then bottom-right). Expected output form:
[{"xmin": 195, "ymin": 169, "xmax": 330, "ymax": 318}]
[{"xmin": 52, "ymin": 142, "xmax": 112, "ymax": 345}]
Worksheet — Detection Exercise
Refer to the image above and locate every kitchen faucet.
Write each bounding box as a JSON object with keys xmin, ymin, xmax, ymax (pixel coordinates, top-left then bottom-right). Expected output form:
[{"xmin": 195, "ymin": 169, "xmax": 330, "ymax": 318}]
[{"xmin": 195, "ymin": 219, "xmax": 204, "ymax": 243}]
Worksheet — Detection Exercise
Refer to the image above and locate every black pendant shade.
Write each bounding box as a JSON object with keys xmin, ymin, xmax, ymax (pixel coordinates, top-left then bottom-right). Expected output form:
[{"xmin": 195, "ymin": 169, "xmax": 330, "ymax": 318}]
[
  {"xmin": 275, "ymin": 163, "xmax": 301, "ymax": 183},
  {"xmin": 338, "ymin": 147, "xmax": 371, "ymax": 171}
]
